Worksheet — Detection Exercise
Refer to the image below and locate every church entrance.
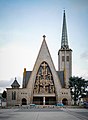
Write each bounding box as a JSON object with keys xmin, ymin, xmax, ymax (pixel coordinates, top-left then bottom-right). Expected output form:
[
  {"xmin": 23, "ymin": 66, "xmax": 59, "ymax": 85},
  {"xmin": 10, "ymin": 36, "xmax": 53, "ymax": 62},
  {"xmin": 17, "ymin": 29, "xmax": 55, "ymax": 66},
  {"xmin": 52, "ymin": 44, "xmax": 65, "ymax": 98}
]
[
  {"xmin": 33, "ymin": 97, "xmax": 43, "ymax": 105},
  {"xmin": 62, "ymin": 98, "xmax": 68, "ymax": 105},
  {"xmin": 22, "ymin": 98, "xmax": 27, "ymax": 105},
  {"xmin": 45, "ymin": 97, "xmax": 56, "ymax": 105},
  {"xmin": 33, "ymin": 96, "xmax": 56, "ymax": 105}
]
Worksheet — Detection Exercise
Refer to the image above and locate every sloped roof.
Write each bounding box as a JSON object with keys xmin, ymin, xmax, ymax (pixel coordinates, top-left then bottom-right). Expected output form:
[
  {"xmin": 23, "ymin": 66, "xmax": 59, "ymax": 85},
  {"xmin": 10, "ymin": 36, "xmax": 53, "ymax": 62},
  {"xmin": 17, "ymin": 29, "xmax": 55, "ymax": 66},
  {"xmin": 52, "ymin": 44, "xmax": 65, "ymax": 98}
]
[
  {"xmin": 23, "ymin": 71, "xmax": 32, "ymax": 88},
  {"xmin": 27, "ymin": 37, "xmax": 62, "ymax": 98},
  {"xmin": 22, "ymin": 70, "xmax": 65, "ymax": 88},
  {"xmin": 57, "ymin": 71, "xmax": 65, "ymax": 88},
  {"xmin": 11, "ymin": 78, "xmax": 20, "ymax": 88}
]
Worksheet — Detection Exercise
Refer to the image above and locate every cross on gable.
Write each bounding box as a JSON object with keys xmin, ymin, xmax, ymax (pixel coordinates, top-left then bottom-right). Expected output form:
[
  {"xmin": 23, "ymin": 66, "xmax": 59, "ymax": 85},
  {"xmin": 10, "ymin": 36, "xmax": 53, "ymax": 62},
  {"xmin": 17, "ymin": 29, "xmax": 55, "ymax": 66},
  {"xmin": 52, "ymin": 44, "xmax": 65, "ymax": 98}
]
[{"xmin": 43, "ymin": 35, "xmax": 46, "ymax": 40}]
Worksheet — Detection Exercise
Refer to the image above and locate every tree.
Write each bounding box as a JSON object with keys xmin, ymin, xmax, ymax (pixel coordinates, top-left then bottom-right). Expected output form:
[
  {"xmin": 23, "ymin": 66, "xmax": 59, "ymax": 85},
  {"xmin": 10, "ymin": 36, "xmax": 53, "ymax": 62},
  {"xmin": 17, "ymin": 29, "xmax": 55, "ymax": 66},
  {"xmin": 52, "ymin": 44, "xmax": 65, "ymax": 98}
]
[
  {"xmin": 2, "ymin": 90, "xmax": 7, "ymax": 99},
  {"xmin": 69, "ymin": 76, "xmax": 88, "ymax": 105}
]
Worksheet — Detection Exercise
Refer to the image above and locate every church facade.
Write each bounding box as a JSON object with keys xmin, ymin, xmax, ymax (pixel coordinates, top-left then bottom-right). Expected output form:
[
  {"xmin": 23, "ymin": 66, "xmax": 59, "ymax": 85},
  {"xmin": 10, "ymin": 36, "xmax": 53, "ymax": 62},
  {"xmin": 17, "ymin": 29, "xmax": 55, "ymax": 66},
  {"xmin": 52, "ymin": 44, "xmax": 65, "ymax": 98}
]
[{"xmin": 7, "ymin": 11, "xmax": 72, "ymax": 106}]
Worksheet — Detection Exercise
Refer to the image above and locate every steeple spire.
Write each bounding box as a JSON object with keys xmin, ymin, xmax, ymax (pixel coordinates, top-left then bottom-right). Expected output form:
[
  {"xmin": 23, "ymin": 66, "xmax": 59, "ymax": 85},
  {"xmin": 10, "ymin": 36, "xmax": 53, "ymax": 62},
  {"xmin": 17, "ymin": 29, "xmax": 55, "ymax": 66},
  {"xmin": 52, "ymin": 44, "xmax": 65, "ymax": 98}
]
[{"xmin": 61, "ymin": 10, "xmax": 69, "ymax": 49}]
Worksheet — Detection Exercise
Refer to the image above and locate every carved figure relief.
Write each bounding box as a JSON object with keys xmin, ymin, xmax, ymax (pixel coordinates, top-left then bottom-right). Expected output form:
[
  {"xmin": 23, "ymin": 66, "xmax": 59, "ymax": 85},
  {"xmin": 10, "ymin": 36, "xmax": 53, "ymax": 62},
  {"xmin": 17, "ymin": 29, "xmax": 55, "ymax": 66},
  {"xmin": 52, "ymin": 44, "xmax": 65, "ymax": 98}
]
[{"xmin": 34, "ymin": 61, "xmax": 55, "ymax": 94}]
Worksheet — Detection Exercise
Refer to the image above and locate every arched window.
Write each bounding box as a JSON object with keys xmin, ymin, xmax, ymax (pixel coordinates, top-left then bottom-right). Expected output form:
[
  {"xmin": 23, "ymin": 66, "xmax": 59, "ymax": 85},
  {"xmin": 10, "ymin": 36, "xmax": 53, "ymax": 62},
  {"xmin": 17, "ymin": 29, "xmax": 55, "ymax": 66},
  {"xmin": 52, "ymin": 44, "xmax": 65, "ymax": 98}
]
[
  {"xmin": 12, "ymin": 91, "xmax": 16, "ymax": 100},
  {"xmin": 33, "ymin": 61, "xmax": 55, "ymax": 94}
]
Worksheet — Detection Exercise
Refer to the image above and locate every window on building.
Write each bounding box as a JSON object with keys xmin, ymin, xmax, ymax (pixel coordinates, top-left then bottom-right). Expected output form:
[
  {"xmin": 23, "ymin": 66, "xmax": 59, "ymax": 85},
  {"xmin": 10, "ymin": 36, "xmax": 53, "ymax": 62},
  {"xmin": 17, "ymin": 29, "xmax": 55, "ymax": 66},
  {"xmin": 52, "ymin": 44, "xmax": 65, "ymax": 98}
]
[
  {"xmin": 12, "ymin": 91, "xmax": 16, "ymax": 100},
  {"xmin": 62, "ymin": 56, "xmax": 65, "ymax": 62},
  {"xmin": 12, "ymin": 92, "xmax": 14, "ymax": 100},
  {"xmin": 14, "ymin": 91, "xmax": 16, "ymax": 100},
  {"xmin": 66, "ymin": 56, "xmax": 69, "ymax": 61}
]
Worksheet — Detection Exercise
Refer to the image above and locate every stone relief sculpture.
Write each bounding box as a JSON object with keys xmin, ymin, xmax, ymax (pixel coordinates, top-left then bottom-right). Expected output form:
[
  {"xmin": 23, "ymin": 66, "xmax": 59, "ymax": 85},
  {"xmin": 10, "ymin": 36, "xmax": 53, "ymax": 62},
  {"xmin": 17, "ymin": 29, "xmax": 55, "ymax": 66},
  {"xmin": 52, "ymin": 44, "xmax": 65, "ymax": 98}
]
[{"xmin": 34, "ymin": 61, "xmax": 55, "ymax": 94}]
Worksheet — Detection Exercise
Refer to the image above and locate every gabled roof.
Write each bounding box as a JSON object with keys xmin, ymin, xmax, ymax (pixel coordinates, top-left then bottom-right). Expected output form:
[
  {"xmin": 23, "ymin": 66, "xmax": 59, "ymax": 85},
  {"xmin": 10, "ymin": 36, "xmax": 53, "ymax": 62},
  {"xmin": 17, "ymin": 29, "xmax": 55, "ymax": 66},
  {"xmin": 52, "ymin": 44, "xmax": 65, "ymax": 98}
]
[
  {"xmin": 11, "ymin": 78, "xmax": 20, "ymax": 88},
  {"xmin": 26, "ymin": 36, "xmax": 62, "ymax": 98},
  {"xmin": 57, "ymin": 71, "xmax": 65, "ymax": 88}
]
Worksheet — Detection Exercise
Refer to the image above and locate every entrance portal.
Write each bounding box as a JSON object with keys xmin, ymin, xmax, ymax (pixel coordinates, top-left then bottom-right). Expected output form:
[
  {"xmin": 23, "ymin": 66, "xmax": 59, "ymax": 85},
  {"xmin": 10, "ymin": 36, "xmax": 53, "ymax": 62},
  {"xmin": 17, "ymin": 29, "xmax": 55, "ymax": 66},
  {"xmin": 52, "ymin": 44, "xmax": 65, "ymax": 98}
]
[
  {"xmin": 45, "ymin": 97, "xmax": 56, "ymax": 105},
  {"xmin": 33, "ymin": 96, "xmax": 56, "ymax": 105},
  {"xmin": 33, "ymin": 97, "xmax": 43, "ymax": 105},
  {"xmin": 22, "ymin": 98, "xmax": 27, "ymax": 105},
  {"xmin": 62, "ymin": 98, "xmax": 68, "ymax": 105}
]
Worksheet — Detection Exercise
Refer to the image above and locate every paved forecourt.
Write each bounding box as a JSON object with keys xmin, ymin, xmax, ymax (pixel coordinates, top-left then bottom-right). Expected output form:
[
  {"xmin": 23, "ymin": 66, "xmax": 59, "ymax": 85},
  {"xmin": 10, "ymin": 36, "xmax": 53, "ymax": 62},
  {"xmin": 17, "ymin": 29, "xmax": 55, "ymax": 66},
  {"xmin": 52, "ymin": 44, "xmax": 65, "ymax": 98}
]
[{"xmin": 0, "ymin": 107, "xmax": 88, "ymax": 120}]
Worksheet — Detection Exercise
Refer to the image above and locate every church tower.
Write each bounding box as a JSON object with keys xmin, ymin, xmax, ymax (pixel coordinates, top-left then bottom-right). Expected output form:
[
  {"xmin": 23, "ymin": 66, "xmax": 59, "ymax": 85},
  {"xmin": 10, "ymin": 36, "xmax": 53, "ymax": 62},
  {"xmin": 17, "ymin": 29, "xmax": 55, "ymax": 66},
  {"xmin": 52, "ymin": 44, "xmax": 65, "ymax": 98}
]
[{"xmin": 58, "ymin": 10, "xmax": 72, "ymax": 88}]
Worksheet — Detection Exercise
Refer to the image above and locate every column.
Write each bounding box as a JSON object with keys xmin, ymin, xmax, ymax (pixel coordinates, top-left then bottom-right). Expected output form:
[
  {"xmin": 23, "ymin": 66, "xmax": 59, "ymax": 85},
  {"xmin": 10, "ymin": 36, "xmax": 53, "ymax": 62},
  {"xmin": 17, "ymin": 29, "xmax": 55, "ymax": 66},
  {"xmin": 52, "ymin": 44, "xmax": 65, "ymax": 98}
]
[{"xmin": 43, "ymin": 96, "xmax": 45, "ymax": 105}]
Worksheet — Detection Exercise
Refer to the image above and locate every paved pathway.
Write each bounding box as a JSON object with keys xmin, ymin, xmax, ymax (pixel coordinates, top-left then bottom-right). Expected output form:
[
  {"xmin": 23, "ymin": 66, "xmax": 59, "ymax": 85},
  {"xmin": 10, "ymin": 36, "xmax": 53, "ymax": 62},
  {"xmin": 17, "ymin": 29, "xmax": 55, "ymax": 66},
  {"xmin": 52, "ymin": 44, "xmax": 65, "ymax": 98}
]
[{"xmin": 0, "ymin": 107, "xmax": 88, "ymax": 120}]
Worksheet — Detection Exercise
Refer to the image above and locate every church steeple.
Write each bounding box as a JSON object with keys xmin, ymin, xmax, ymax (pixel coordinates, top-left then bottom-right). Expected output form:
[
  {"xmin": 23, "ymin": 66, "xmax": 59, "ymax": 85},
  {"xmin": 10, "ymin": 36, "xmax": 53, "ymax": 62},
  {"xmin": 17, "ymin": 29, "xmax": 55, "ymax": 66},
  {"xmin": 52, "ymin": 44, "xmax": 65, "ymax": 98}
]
[
  {"xmin": 61, "ymin": 10, "xmax": 69, "ymax": 49},
  {"xmin": 58, "ymin": 10, "xmax": 72, "ymax": 88}
]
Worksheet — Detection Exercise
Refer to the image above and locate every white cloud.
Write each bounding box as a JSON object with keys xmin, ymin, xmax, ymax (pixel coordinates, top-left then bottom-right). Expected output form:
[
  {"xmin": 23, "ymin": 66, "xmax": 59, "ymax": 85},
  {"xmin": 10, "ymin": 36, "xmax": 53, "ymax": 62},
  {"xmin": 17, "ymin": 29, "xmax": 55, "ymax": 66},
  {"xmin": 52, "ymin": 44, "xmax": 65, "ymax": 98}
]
[{"xmin": 80, "ymin": 51, "xmax": 88, "ymax": 61}]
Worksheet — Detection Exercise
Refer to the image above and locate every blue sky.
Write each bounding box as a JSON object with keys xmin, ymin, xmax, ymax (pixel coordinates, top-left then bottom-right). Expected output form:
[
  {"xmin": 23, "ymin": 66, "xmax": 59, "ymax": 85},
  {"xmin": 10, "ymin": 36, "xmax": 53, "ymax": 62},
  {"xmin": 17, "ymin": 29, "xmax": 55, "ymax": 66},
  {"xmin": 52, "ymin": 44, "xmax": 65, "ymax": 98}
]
[{"xmin": 0, "ymin": 0, "xmax": 88, "ymax": 92}]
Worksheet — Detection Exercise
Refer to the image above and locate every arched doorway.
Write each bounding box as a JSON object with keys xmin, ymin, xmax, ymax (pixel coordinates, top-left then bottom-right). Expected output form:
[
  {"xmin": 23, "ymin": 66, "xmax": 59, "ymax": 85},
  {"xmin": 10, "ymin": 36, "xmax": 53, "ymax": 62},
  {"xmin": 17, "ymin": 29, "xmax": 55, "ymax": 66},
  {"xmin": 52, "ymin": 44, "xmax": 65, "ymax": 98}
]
[
  {"xmin": 22, "ymin": 98, "xmax": 27, "ymax": 105},
  {"xmin": 62, "ymin": 98, "xmax": 68, "ymax": 105}
]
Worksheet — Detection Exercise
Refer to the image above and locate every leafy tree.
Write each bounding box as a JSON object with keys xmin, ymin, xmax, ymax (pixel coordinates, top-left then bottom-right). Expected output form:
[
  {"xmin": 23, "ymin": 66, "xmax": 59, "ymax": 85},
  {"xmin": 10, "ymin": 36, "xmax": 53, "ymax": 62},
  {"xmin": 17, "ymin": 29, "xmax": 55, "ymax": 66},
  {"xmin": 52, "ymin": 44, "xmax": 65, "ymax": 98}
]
[
  {"xmin": 2, "ymin": 90, "xmax": 7, "ymax": 99},
  {"xmin": 69, "ymin": 76, "xmax": 88, "ymax": 105}
]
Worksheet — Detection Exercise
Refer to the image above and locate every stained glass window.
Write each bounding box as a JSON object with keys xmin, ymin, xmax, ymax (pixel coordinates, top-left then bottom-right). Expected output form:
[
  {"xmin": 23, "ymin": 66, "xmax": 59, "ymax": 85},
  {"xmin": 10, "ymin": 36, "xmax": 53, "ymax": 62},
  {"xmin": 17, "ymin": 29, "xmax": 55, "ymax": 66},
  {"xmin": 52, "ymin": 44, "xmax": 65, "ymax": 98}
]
[{"xmin": 33, "ymin": 61, "xmax": 55, "ymax": 94}]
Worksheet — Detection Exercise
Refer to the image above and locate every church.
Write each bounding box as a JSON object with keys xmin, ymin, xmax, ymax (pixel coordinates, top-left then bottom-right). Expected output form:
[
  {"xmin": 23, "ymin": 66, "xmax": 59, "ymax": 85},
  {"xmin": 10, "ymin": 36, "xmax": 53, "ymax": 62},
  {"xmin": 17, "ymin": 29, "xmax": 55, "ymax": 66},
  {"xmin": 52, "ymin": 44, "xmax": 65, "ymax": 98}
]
[{"xmin": 6, "ymin": 10, "xmax": 72, "ymax": 106}]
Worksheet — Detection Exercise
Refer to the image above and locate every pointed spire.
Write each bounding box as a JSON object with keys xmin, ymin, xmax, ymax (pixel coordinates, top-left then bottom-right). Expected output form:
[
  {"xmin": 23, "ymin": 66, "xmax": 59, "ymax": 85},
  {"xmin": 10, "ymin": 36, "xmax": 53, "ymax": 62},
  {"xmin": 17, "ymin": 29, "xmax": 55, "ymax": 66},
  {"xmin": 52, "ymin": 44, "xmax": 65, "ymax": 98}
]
[
  {"xmin": 61, "ymin": 10, "xmax": 69, "ymax": 49},
  {"xmin": 11, "ymin": 77, "xmax": 20, "ymax": 88}
]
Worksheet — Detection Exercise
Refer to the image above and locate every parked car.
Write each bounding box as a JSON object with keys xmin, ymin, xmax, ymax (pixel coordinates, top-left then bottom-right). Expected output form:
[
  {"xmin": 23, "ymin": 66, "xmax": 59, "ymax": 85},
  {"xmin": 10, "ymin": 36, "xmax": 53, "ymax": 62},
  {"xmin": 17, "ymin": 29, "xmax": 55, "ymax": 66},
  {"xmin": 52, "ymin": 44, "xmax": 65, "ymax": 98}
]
[
  {"xmin": 83, "ymin": 102, "xmax": 88, "ymax": 108},
  {"xmin": 30, "ymin": 104, "xmax": 36, "ymax": 108},
  {"xmin": 56, "ymin": 103, "xmax": 64, "ymax": 107}
]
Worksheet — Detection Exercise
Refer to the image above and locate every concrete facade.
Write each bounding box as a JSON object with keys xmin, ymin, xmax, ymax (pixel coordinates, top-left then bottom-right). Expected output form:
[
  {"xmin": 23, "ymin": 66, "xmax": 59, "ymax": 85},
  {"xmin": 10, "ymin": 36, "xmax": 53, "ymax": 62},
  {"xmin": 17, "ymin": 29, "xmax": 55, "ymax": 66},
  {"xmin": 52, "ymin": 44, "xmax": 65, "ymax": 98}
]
[{"xmin": 6, "ymin": 38, "xmax": 72, "ymax": 106}]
